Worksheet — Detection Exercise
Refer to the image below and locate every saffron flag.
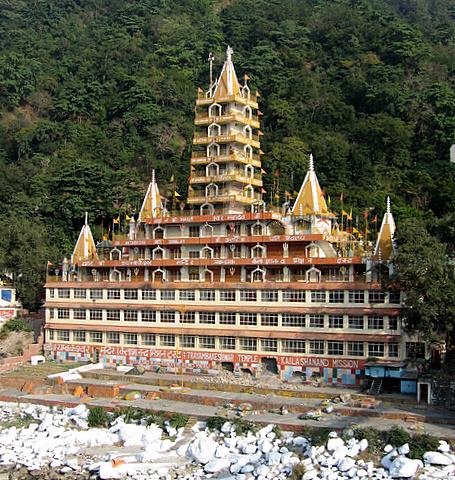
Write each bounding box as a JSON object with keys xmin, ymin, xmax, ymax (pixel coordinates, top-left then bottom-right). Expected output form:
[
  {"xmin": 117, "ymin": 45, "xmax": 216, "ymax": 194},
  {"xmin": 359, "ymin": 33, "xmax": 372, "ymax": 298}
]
[
  {"xmin": 174, "ymin": 191, "xmax": 181, "ymax": 197},
  {"xmin": 342, "ymin": 210, "xmax": 348, "ymax": 217},
  {"xmin": 372, "ymin": 214, "xmax": 378, "ymax": 223},
  {"xmin": 352, "ymin": 227, "xmax": 359, "ymax": 234},
  {"xmin": 113, "ymin": 217, "xmax": 120, "ymax": 224},
  {"xmin": 347, "ymin": 209, "xmax": 353, "ymax": 221}
]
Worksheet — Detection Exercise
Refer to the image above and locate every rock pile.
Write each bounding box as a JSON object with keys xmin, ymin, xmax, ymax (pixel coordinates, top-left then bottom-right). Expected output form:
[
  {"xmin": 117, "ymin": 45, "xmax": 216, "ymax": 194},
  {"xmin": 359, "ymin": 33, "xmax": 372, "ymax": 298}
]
[{"xmin": 0, "ymin": 402, "xmax": 453, "ymax": 479}]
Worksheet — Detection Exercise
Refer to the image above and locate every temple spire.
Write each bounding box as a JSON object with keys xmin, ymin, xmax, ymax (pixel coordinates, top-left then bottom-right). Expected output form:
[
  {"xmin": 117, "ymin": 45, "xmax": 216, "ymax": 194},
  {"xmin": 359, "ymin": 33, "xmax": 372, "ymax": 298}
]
[
  {"xmin": 374, "ymin": 197, "xmax": 396, "ymax": 260},
  {"xmin": 138, "ymin": 170, "xmax": 163, "ymax": 222},
  {"xmin": 292, "ymin": 154, "xmax": 329, "ymax": 216},
  {"xmin": 71, "ymin": 213, "xmax": 98, "ymax": 265},
  {"xmin": 212, "ymin": 46, "xmax": 241, "ymax": 98}
]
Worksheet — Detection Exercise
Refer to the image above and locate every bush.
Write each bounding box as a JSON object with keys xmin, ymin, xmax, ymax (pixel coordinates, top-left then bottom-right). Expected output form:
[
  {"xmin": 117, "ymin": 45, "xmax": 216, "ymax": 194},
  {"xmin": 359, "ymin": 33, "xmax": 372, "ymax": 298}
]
[
  {"xmin": 206, "ymin": 416, "xmax": 228, "ymax": 431},
  {"xmin": 0, "ymin": 318, "xmax": 32, "ymax": 338},
  {"xmin": 231, "ymin": 417, "xmax": 257, "ymax": 436},
  {"xmin": 87, "ymin": 407, "xmax": 110, "ymax": 428},
  {"xmin": 387, "ymin": 426, "xmax": 411, "ymax": 447},
  {"xmin": 409, "ymin": 433, "xmax": 440, "ymax": 460},
  {"xmin": 353, "ymin": 427, "xmax": 385, "ymax": 454},
  {"xmin": 301, "ymin": 427, "xmax": 331, "ymax": 447},
  {"xmin": 169, "ymin": 413, "xmax": 189, "ymax": 429}
]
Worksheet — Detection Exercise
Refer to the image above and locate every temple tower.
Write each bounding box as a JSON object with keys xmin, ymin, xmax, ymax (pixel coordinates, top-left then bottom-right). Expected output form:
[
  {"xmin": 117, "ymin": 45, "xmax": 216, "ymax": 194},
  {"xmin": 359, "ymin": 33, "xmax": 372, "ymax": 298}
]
[{"xmin": 189, "ymin": 46, "xmax": 264, "ymax": 214}]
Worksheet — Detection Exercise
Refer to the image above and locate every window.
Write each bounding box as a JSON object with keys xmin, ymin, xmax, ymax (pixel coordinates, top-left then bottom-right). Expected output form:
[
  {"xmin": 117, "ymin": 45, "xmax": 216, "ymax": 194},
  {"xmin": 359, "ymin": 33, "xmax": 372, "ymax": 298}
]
[
  {"xmin": 328, "ymin": 290, "xmax": 344, "ymax": 303},
  {"xmin": 141, "ymin": 289, "xmax": 156, "ymax": 300},
  {"xmin": 220, "ymin": 290, "xmax": 236, "ymax": 301},
  {"xmin": 58, "ymin": 288, "xmax": 70, "ymax": 299},
  {"xmin": 239, "ymin": 313, "xmax": 257, "ymax": 325},
  {"xmin": 57, "ymin": 330, "xmax": 70, "ymax": 341},
  {"xmin": 261, "ymin": 290, "xmax": 278, "ymax": 302},
  {"xmin": 107, "ymin": 289, "xmax": 120, "ymax": 300},
  {"xmin": 142, "ymin": 333, "xmax": 156, "ymax": 346},
  {"xmin": 220, "ymin": 337, "xmax": 236, "ymax": 350},
  {"xmin": 49, "ymin": 288, "xmax": 54, "ymax": 299},
  {"xmin": 328, "ymin": 315, "xmax": 344, "ymax": 329},
  {"xmin": 74, "ymin": 288, "xmax": 86, "ymax": 299},
  {"xmin": 106, "ymin": 309, "xmax": 120, "ymax": 321},
  {"xmin": 73, "ymin": 309, "xmax": 86, "ymax": 320},
  {"xmin": 282, "ymin": 314, "xmax": 305, "ymax": 327},
  {"xmin": 368, "ymin": 315, "xmax": 384, "ymax": 330},
  {"xmin": 90, "ymin": 331, "xmax": 103, "ymax": 343},
  {"xmin": 89, "ymin": 309, "xmax": 103, "ymax": 321},
  {"xmin": 200, "ymin": 289, "xmax": 215, "ymax": 301},
  {"xmin": 310, "ymin": 291, "xmax": 325, "ymax": 303},
  {"xmin": 124, "ymin": 289, "xmax": 138, "ymax": 300},
  {"xmin": 124, "ymin": 310, "xmax": 138, "ymax": 321},
  {"xmin": 261, "ymin": 314, "xmax": 278, "ymax": 327},
  {"xmin": 368, "ymin": 343, "xmax": 385, "ymax": 357},
  {"xmin": 180, "ymin": 290, "xmax": 195, "ymax": 301},
  {"xmin": 240, "ymin": 289, "xmax": 257, "ymax": 302},
  {"xmin": 348, "ymin": 315, "xmax": 364, "ymax": 329},
  {"xmin": 189, "ymin": 226, "xmax": 200, "ymax": 238},
  {"xmin": 181, "ymin": 335, "xmax": 195, "ymax": 348},
  {"xmin": 406, "ymin": 342, "xmax": 425, "ymax": 359},
  {"xmin": 188, "ymin": 267, "xmax": 200, "ymax": 281},
  {"xmin": 160, "ymin": 311, "xmax": 175, "ymax": 323},
  {"xmin": 309, "ymin": 315, "xmax": 324, "ymax": 328},
  {"xmin": 124, "ymin": 333, "xmax": 138, "ymax": 345},
  {"xmin": 57, "ymin": 308, "xmax": 70, "ymax": 320},
  {"xmin": 388, "ymin": 317, "xmax": 398, "ymax": 330},
  {"xmin": 141, "ymin": 311, "xmax": 156, "ymax": 322},
  {"xmin": 368, "ymin": 291, "xmax": 385, "ymax": 303},
  {"xmin": 107, "ymin": 332, "xmax": 120, "ymax": 344},
  {"xmin": 90, "ymin": 289, "xmax": 103, "ymax": 300},
  {"xmin": 219, "ymin": 312, "xmax": 236, "ymax": 325},
  {"xmin": 309, "ymin": 340, "xmax": 324, "ymax": 354},
  {"xmin": 388, "ymin": 291, "xmax": 401, "ymax": 304},
  {"xmin": 199, "ymin": 336, "xmax": 216, "ymax": 349},
  {"xmin": 160, "ymin": 289, "xmax": 175, "ymax": 301},
  {"xmin": 283, "ymin": 290, "xmax": 306, "ymax": 302},
  {"xmin": 347, "ymin": 342, "xmax": 364, "ymax": 357},
  {"xmin": 282, "ymin": 340, "xmax": 305, "ymax": 353},
  {"xmin": 189, "ymin": 251, "xmax": 200, "ymax": 259},
  {"xmin": 199, "ymin": 312, "xmax": 216, "ymax": 324},
  {"xmin": 239, "ymin": 337, "xmax": 257, "ymax": 351},
  {"xmin": 47, "ymin": 329, "xmax": 55, "ymax": 340},
  {"xmin": 348, "ymin": 290, "xmax": 364, "ymax": 303},
  {"xmin": 49, "ymin": 308, "xmax": 55, "ymax": 319},
  {"xmin": 181, "ymin": 311, "xmax": 195, "ymax": 323},
  {"xmin": 73, "ymin": 331, "xmax": 86, "ymax": 342},
  {"xmin": 388, "ymin": 343, "xmax": 399, "ymax": 358},
  {"xmin": 261, "ymin": 339, "xmax": 278, "ymax": 352},
  {"xmin": 328, "ymin": 341, "xmax": 344, "ymax": 355}
]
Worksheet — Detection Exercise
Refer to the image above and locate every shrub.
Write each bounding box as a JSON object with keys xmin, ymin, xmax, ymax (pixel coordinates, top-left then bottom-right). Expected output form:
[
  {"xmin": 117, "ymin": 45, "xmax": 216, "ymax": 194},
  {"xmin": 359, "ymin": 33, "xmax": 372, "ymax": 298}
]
[
  {"xmin": 231, "ymin": 417, "xmax": 257, "ymax": 436},
  {"xmin": 206, "ymin": 416, "xmax": 228, "ymax": 431},
  {"xmin": 409, "ymin": 433, "xmax": 440, "ymax": 460},
  {"xmin": 0, "ymin": 318, "xmax": 32, "ymax": 338},
  {"xmin": 169, "ymin": 413, "xmax": 189, "ymax": 429},
  {"xmin": 301, "ymin": 427, "xmax": 331, "ymax": 447},
  {"xmin": 387, "ymin": 426, "xmax": 411, "ymax": 447},
  {"xmin": 353, "ymin": 427, "xmax": 385, "ymax": 454},
  {"xmin": 87, "ymin": 407, "xmax": 110, "ymax": 428}
]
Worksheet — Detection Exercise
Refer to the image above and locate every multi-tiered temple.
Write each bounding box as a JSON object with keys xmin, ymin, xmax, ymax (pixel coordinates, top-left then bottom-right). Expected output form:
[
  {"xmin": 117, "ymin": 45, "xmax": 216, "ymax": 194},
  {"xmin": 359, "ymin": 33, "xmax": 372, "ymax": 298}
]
[{"xmin": 44, "ymin": 48, "xmax": 424, "ymax": 387}]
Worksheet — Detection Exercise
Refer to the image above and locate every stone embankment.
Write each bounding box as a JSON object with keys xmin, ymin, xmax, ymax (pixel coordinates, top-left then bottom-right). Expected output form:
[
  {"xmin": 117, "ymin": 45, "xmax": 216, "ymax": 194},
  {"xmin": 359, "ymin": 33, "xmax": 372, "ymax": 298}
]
[{"xmin": 0, "ymin": 402, "xmax": 454, "ymax": 479}]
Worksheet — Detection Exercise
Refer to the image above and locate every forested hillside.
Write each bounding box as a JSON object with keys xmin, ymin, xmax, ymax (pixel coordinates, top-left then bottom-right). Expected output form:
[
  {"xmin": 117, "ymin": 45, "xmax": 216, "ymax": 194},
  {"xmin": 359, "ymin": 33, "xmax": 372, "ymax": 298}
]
[{"xmin": 0, "ymin": 0, "xmax": 454, "ymax": 309}]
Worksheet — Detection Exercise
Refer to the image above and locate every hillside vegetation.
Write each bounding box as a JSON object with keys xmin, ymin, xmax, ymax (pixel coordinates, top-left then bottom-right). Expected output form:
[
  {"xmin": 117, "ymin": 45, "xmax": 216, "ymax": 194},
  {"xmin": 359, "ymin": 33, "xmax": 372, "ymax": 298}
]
[{"xmin": 0, "ymin": 0, "xmax": 454, "ymax": 309}]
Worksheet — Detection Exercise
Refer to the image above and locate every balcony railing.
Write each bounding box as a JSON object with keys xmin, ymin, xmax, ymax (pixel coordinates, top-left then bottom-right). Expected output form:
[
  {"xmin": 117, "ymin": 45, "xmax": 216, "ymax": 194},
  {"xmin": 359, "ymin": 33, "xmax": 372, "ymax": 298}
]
[{"xmin": 194, "ymin": 113, "xmax": 260, "ymax": 128}]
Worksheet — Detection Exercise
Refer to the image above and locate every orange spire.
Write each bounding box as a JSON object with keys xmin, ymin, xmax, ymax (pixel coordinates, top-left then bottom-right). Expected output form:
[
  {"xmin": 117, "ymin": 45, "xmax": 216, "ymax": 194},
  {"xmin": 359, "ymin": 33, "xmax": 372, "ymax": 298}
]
[
  {"xmin": 212, "ymin": 46, "xmax": 241, "ymax": 98},
  {"xmin": 291, "ymin": 154, "xmax": 329, "ymax": 216},
  {"xmin": 71, "ymin": 212, "xmax": 98, "ymax": 264},
  {"xmin": 374, "ymin": 197, "xmax": 396, "ymax": 260},
  {"xmin": 138, "ymin": 170, "xmax": 163, "ymax": 222}
]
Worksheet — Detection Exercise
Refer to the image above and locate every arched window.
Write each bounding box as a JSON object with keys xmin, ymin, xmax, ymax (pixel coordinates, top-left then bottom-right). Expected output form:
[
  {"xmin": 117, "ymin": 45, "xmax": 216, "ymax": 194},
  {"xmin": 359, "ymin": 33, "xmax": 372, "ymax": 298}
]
[
  {"xmin": 251, "ymin": 243, "xmax": 266, "ymax": 258},
  {"xmin": 206, "ymin": 183, "xmax": 218, "ymax": 198},
  {"xmin": 207, "ymin": 142, "xmax": 220, "ymax": 157},
  {"xmin": 110, "ymin": 248, "xmax": 122, "ymax": 261},
  {"xmin": 200, "ymin": 203, "xmax": 215, "ymax": 216},
  {"xmin": 243, "ymin": 105, "xmax": 252, "ymax": 119},
  {"xmin": 251, "ymin": 222, "xmax": 263, "ymax": 236},
  {"xmin": 208, "ymin": 123, "xmax": 221, "ymax": 137},
  {"xmin": 305, "ymin": 242, "xmax": 320, "ymax": 258},
  {"xmin": 110, "ymin": 268, "xmax": 122, "ymax": 282},
  {"xmin": 208, "ymin": 103, "xmax": 222, "ymax": 117},
  {"xmin": 202, "ymin": 245, "xmax": 214, "ymax": 259},
  {"xmin": 244, "ymin": 145, "xmax": 253, "ymax": 159},
  {"xmin": 152, "ymin": 268, "xmax": 166, "ymax": 283},
  {"xmin": 251, "ymin": 267, "xmax": 265, "ymax": 282},
  {"xmin": 244, "ymin": 184, "xmax": 254, "ymax": 198},
  {"xmin": 206, "ymin": 162, "xmax": 219, "ymax": 177},
  {"xmin": 241, "ymin": 84, "xmax": 250, "ymax": 99},
  {"xmin": 153, "ymin": 226, "xmax": 165, "ymax": 239},
  {"xmin": 152, "ymin": 246, "xmax": 165, "ymax": 260},
  {"xmin": 306, "ymin": 267, "xmax": 321, "ymax": 283},
  {"xmin": 203, "ymin": 268, "xmax": 214, "ymax": 282},
  {"xmin": 244, "ymin": 164, "xmax": 254, "ymax": 178},
  {"xmin": 243, "ymin": 125, "xmax": 252, "ymax": 139},
  {"xmin": 201, "ymin": 223, "xmax": 214, "ymax": 237}
]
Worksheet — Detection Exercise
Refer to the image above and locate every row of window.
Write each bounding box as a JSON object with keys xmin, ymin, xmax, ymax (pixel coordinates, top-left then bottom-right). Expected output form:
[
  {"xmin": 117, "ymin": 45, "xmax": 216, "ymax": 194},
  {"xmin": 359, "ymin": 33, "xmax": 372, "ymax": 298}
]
[
  {"xmin": 49, "ymin": 288, "xmax": 401, "ymax": 304},
  {"xmin": 50, "ymin": 308, "xmax": 399, "ymax": 330},
  {"xmin": 47, "ymin": 329, "xmax": 401, "ymax": 358}
]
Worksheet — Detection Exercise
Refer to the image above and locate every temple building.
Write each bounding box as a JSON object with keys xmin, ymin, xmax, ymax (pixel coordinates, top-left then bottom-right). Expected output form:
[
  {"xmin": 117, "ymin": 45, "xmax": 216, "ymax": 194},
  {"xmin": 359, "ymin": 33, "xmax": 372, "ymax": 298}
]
[{"xmin": 44, "ymin": 48, "xmax": 426, "ymax": 389}]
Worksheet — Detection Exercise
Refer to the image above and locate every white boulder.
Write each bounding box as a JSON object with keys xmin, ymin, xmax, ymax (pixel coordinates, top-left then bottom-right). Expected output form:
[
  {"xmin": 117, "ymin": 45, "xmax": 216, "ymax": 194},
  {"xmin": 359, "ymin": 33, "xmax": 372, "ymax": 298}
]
[{"xmin": 423, "ymin": 451, "xmax": 453, "ymax": 466}]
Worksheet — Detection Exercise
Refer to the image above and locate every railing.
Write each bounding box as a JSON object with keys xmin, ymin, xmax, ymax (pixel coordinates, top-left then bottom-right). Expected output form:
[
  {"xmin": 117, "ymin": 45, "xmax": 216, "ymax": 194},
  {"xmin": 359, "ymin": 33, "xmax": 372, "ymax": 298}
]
[
  {"xmin": 194, "ymin": 113, "xmax": 260, "ymax": 126},
  {"xmin": 193, "ymin": 132, "xmax": 260, "ymax": 142},
  {"xmin": 190, "ymin": 171, "xmax": 263, "ymax": 181},
  {"xmin": 191, "ymin": 152, "xmax": 261, "ymax": 162},
  {"xmin": 196, "ymin": 92, "xmax": 259, "ymax": 104}
]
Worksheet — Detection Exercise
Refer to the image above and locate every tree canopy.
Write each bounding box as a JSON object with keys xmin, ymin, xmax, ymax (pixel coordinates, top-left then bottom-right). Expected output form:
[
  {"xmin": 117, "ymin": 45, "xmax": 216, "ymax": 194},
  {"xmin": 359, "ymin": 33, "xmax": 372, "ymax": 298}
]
[{"xmin": 0, "ymin": 0, "xmax": 454, "ymax": 309}]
